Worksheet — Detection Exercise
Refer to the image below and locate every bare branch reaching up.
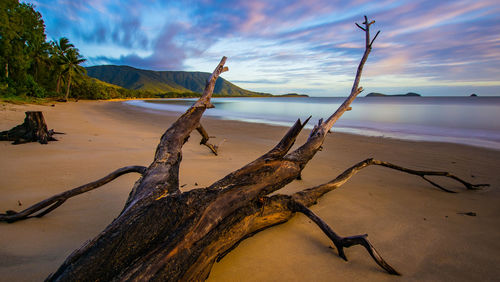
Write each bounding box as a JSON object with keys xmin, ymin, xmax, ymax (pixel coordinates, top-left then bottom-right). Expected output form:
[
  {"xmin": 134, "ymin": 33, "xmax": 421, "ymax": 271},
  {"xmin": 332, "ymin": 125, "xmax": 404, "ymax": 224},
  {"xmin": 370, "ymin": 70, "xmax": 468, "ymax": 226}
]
[
  {"xmin": 286, "ymin": 15, "xmax": 380, "ymax": 164},
  {"xmin": 125, "ymin": 56, "xmax": 228, "ymax": 206},
  {"xmin": 194, "ymin": 57, "xmax": 228, "ymax": 108}
]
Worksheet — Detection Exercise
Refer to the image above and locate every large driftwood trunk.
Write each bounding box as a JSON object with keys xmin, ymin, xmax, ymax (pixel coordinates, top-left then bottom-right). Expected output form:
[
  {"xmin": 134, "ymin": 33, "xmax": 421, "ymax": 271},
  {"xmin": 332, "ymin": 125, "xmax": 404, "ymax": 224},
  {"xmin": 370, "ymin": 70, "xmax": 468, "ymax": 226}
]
[
  {"xmin": 0, "ymin": 17, "xmax": 487, "ymax": 281},
  {"xmin": 0, "ymin": 111, "xmax": 59, "ymax": 144}
]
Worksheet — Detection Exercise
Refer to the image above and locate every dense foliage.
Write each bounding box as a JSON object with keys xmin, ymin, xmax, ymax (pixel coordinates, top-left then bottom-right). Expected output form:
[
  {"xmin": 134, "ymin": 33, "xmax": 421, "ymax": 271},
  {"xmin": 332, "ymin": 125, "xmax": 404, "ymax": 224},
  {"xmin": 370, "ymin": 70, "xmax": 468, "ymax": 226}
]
[
  {"xmin": 0, "ymin": 0, "xmax": 91, "ymax": 102},
  {"xmin": 1, "ymin": 0, "xmax": 47, "ymax": 99},
  {"xmin": 0, "ymin": 1, "xmax": 137, "ymax": 102}
]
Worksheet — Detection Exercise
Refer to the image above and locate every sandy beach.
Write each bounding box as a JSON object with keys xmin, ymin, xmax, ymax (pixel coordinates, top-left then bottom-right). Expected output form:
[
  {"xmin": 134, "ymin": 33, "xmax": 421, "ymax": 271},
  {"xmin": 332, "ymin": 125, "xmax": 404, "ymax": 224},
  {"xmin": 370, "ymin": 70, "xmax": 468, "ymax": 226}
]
[{"xmin": 1, "ymin": 100, "xmax": 499, "ymax": 281}]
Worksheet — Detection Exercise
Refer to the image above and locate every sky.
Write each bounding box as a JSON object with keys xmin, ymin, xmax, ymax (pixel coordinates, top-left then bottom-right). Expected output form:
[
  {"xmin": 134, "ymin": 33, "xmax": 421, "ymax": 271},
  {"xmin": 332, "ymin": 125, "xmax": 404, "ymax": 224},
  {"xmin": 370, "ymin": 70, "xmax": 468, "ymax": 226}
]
[{"xmin": 26, "ymin": 0, "xmax": 500, "ymax": 96}]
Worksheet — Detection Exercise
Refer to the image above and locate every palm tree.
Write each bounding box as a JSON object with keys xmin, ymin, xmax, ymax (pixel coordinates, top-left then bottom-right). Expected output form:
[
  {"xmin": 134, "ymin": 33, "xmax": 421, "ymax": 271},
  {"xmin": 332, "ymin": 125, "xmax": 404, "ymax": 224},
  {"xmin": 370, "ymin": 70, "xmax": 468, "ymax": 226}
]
[
  {"xmin": 50, "ymin": 37, "xmax": 74, "ymax": 94},
  {"xmin": 61, "ymin": 47, "xmax": 86, "ymax": 101}
]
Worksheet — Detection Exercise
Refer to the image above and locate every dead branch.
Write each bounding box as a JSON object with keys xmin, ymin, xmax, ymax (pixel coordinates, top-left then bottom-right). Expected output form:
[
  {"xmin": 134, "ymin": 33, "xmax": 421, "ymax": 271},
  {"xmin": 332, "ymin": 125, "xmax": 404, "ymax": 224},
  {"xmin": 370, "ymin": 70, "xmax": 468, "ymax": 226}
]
[
  {"xmin": 0, "ymin": 166, "xmax": 146, "ymax": 223},
  {"xmin": 290, "ymin": 201, "xmax": 401, "ymax": 275},
  {"xmin": 196, "ymin": 124, "xmax": 219, "ymax": 155},
  {"xmin": 199, "ymin": 155, "xmax": 487, "ymax": 277},
  {"xmin": 285, "ymin": 15, "xmax": 379, "ymax": 165},
  {"xmin": 292, "ymin": 158, "xmax": 489, "ymax": 207}
]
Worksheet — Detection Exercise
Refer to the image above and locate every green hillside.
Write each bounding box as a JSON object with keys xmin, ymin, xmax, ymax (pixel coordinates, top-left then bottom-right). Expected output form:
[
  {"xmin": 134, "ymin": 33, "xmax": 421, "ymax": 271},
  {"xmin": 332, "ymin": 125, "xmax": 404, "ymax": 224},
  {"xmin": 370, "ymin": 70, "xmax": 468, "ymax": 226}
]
[{"xmin": 86, "ymin": 65, "xmax": 270, "ymax": 96}]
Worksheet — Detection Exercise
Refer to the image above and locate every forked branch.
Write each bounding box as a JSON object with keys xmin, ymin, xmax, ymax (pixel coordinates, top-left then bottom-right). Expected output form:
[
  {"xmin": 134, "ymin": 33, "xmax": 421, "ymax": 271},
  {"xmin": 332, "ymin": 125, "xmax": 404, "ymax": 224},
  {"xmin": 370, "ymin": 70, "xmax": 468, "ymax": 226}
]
[
  {"xmin": 290, "ymin": 201, "xmax": 400, "ymax": 275},
  {"xmin": 372, "ymin": 159, "xmax": 489, "ymax": 192},
  {"xmin": 196, "ymin": 124, "xmax": 220, "ymax": 155},
  {"xmin": 194, "ymin": 57, "xmax": 228, "ymax": 108},
  {"xmin": 0, "ymin": 165, "xmax": 146, "ymax": 223},
  {"xmin": 293, "ymin": 158, "xmax": 489, "ymax": 207},
  {"xmin": 284, "ymin": 158, "xmax": 487, "ymax": 275}
]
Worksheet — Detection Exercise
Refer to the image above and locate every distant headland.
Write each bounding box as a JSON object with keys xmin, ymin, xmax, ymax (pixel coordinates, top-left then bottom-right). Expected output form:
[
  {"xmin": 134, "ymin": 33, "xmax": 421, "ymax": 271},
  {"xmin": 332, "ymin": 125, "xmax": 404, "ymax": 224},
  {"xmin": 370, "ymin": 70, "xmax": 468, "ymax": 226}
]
[{"xmin": 365, "ymin": 92, "xmax": 421, "ymax": 97}]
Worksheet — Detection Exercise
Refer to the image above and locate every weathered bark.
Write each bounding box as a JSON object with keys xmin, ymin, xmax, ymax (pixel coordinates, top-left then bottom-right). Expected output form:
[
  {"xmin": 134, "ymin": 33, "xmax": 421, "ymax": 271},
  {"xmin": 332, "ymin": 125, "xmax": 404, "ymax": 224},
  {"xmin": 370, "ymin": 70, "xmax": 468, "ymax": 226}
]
[
  {"xmin": 44, "ymin": 56, "xmax": 231, "ymax": 282},
  {"xmin": 0, "ymin": 111, "xmax": 61, "ymax": 144},
  {"xmin": 0, "ymin": 17, "xmax": 488, "ymax": 281}
]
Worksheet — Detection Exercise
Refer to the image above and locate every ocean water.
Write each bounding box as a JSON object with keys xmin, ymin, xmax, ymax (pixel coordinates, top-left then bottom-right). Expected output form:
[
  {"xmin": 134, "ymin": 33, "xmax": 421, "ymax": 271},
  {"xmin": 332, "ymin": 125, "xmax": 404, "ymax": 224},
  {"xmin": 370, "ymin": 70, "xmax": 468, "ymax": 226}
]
[{"xmin": 125, "ymin": 96, "xmax": 500, "ymax": 150}]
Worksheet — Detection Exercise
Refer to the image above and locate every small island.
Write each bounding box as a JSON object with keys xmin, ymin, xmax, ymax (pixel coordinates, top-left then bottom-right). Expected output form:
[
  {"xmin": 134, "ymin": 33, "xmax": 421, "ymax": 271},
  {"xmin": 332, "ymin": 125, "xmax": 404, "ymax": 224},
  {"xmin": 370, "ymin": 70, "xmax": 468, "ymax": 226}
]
[
  {"xmin": 366, "ymin": 92, "xmax": 421, "ymax": 97},
  {"xmin": 276, "ymin": 93, "xmax": 310, "ymax": 97}
]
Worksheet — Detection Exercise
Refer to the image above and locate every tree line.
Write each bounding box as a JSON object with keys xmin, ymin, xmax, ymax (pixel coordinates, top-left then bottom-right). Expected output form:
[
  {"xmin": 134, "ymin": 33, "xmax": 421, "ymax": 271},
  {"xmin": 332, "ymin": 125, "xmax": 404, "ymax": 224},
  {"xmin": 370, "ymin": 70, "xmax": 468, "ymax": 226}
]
[
  {"xmin": 0, "ymin": 1, "xmax": 190, "ymax": 102},
  {"xmin": 1, "ymin": 0, "xmax": 84, "ymax": 101}
]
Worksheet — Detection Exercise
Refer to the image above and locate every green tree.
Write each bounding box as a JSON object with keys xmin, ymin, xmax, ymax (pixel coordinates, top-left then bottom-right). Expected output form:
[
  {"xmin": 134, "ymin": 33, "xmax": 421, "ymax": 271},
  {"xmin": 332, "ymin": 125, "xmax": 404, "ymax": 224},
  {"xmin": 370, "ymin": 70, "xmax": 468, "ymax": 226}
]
[
  {"xmin": 30, "ymin": 40, "xmax": 50, "ymax": 82},
  {"xmin": 61, "ymin": 47, "xmax": 86, "ymax": 101},
  {"xmin": 50, "ymin": 37, "xmax": 74, "ymax": 94},
  {"xmin": 0, "ymin": 0, "xmax": 19, "ymax": 80},
  {"xmin": 0, "ymin": 1, "xmax": 46, "ymax": 96}
]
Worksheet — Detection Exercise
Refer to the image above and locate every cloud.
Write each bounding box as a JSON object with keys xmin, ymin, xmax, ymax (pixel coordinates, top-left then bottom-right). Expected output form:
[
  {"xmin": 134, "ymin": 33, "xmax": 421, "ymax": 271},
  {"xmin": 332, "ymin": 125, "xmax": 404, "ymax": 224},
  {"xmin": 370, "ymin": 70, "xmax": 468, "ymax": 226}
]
[
  {"xmin": 232, "ymin": 79, "xmax": 291, "ymax": 85},
  {"xmin": 95, "ymin": 23, "xmax": 189, "ymax": 70},
  {"xmin": 26, "ymin": 0, "xmax": 500, "ymax": 95},
  {"xmin": 365, "ymin": 53, "xmax": 411, "ymax": 77}
]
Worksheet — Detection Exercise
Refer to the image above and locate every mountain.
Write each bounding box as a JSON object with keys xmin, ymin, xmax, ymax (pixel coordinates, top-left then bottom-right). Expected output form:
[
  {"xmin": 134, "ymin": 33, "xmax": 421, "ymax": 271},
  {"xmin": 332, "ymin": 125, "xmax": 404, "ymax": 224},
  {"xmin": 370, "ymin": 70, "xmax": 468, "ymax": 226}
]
[
  {"xmin": 366, "ymin": 92, "xmax": 421, "ymax": 97},
  {"xmin": 86, "ymin": 65, "xmax": 270, "ymax": 97}
]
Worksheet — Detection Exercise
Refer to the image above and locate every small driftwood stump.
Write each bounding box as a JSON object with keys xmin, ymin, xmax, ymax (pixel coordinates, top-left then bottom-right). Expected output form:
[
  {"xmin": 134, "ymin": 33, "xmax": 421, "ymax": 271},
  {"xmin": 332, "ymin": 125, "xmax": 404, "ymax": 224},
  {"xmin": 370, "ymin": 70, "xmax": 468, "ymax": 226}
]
[{"xmin": 0, "ymin": 111, "xmax": 60, "ymax": 144}]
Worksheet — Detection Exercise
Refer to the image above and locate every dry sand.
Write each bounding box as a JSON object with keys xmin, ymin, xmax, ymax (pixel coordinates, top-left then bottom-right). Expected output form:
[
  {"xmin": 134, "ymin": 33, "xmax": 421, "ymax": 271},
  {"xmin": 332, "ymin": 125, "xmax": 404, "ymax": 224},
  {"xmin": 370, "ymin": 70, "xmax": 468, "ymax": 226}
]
[{"xmin": 1, "ymin": 100, "xmax": 499, "ymax": 281}]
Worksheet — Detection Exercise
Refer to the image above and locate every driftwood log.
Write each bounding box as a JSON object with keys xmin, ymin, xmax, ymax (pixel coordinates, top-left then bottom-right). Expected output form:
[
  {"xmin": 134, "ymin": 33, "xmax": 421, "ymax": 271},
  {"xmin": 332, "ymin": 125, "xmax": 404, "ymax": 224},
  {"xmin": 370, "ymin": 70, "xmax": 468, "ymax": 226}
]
[
  {"xmin": 0, "ymin": 17, "xmax": 488, "ymax": 281},
  {"xmin": 0, "ymin": 111, "xmax": 61, "ymax": 144}
]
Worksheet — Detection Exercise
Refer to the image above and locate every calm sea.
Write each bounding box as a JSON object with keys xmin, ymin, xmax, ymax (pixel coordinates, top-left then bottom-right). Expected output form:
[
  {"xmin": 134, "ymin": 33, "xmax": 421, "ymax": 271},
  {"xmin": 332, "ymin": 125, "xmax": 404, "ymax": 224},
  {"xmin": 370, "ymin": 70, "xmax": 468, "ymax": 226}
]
[{"xmin": 125, "ymin": 97, "xmax": 500, "ymax": 150}]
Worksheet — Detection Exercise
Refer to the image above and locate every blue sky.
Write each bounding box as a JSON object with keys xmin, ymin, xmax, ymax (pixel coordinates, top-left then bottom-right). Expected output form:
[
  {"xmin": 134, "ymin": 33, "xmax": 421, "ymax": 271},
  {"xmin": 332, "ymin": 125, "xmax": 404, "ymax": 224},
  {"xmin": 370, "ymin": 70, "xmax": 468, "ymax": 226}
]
[{"xmin": 27, "ymin": 0, "xmax": 500, "ymax": 96}]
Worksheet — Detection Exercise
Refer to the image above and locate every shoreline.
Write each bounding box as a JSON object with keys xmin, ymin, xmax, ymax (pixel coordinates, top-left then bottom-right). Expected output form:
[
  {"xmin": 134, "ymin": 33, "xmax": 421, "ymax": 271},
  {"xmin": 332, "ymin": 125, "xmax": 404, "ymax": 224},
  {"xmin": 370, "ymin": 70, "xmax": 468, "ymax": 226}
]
[
  {"xmin": 126, "ymin": 98, "xmax": 500, "ymax": 151},
  {"xmin": 1, "ymin": 100, "xmax": 499, "ymax": 281}
]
